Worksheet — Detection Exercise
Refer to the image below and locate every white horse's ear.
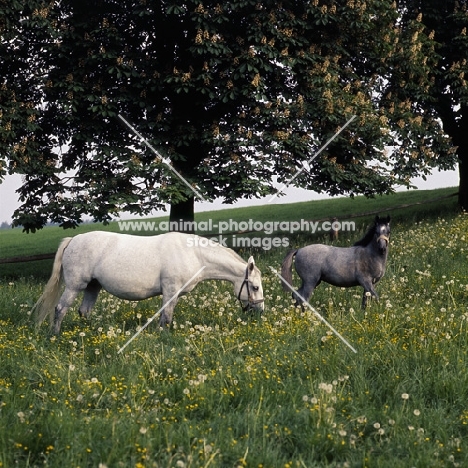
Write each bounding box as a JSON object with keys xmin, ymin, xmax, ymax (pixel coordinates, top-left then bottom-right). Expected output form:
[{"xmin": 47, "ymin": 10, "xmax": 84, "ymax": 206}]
[{"xmin": 247, "ymin": 256, "xmax": 255, "ymax": 272}]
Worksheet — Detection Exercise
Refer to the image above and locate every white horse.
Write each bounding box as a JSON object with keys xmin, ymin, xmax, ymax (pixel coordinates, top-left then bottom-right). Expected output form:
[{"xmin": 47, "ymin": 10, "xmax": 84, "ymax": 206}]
[{"xmin": 32, "ymin": 231, "xmax": 264, "ymax": 334}]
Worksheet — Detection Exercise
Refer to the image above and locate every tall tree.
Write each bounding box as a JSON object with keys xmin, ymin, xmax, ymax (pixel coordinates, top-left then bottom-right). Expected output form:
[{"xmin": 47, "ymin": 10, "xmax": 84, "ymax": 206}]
[
  {"xmin": 0, "ymin": 1, "xmax": 457, "ymax": 232},
  {"xmin": 394, "ymin": 0, "xmax": 468, "ymax": 209}
]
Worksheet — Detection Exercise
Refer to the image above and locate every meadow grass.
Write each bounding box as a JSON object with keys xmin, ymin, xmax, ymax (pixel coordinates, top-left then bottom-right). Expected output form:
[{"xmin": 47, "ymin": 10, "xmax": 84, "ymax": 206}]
[
  {"xmin": 0, "ymin": 187, "xmax": 458, "ymax": 280},
  {"xmin": 1, "ymin": 189, "xmax": 468, "ymax": 467}
]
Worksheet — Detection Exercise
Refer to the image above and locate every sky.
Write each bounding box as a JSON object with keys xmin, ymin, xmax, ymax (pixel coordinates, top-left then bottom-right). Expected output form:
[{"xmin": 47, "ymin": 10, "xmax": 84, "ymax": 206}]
[{"xmin": 0, "ymin": 168, "xmax": 459, "ymax": 224}]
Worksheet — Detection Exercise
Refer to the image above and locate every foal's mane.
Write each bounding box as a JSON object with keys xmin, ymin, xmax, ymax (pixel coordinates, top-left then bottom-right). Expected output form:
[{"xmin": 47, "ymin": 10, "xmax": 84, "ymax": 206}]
[{"xmin": 353, "ymin": 221, "xmax": 378, "ymax": 247}]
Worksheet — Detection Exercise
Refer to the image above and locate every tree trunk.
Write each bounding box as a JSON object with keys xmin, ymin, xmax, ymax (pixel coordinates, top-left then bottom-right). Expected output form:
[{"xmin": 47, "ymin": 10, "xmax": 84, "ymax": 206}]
[
  {"xmin": 458, "ymin": 152, "xmax": 468, "ymax": 211},
  {"xmin": 169, "ymin": 196, "xmax": 195, "ymax": 232},
  {"xmin": 456, "ymin": 109, "xmax": 468, "ymax": 211}
]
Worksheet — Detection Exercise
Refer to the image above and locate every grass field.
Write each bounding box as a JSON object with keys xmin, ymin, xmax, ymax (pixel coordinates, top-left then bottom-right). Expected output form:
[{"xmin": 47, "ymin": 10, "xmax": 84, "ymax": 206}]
[
  {"xmin": 1, "ymin": 187, "xmax": 467, "ymax": 467},
  {"xmin": 0, "ymin": 187, "xmax": 459, "ymax": 279}
]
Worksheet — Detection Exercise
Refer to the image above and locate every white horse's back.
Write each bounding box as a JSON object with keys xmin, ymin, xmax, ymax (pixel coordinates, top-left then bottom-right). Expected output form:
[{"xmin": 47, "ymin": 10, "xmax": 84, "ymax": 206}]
[{"xmin": 63, "ymin": 231, "xmax": 201, "ymax": 300}]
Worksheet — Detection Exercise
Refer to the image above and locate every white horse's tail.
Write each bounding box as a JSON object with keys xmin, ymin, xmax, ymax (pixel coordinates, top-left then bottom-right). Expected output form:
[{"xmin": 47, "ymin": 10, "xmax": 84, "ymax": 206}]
[{"xmin": 32, "ymin": 237, "xmax": 73, "ymax": 328}]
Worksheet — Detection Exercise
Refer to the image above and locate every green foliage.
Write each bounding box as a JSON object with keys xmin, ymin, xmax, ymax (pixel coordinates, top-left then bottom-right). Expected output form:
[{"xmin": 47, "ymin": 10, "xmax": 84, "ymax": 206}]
[
  {"xmin": 394, "ymin": 1, "xmax": 468, "ymax": 208},
  {"xmin": 0, "ymin": 1, "xmax": 458, "ymax": 231}
]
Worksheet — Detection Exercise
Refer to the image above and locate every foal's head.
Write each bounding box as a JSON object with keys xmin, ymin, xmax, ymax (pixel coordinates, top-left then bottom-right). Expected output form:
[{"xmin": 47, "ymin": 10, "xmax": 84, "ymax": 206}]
[
  {"xmin": 354, "ymin": 215, "xmax": 391, "ymax": 254},
  {"xmin": 374, "ymin": 215, "xmax": 391, "ymax": 254}
]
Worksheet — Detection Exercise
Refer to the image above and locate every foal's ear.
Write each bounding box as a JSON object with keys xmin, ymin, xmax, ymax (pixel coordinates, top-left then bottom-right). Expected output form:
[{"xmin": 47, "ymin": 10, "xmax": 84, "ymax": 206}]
[
  {"xmin": 247, "ymin": 256, "xmax": 255, "ymax": 272},
  {"xmin": 386, "ymin": 215, "xmax": 391, "ymax": 224}
]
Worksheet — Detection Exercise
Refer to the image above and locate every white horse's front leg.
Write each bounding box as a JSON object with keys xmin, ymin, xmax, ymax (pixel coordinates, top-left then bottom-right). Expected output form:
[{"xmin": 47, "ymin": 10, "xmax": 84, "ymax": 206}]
[{"xmin": 158, "ymin": 294, "xmax": 178, "ymax": 329}]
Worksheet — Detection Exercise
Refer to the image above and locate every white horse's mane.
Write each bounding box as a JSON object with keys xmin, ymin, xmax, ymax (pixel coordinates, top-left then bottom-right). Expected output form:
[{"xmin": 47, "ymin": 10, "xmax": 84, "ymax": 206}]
[
  {"xmin": 218, "ymin": 242, "xmax": 246, "ymax": 263},
  {"xmin": 187, "ymin": 233, "xmax": 247, "ymax": 264}
]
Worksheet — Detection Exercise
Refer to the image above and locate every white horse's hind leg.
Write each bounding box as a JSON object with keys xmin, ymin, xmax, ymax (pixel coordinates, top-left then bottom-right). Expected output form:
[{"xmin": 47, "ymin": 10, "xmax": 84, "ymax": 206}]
[
  {"xmin": 54, "ymin": 287, "xmax": 80, "ymax": 334},
  {"xmin": 79, "ymin": 281, "xmax": 102, "ymax": 318}
]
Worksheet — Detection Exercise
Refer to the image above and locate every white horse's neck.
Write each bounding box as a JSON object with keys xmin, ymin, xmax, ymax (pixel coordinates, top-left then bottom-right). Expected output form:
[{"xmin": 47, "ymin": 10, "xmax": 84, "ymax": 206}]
[{"xmin": 200, "ymin": 245, "xmax": 247, "ymax": 282}]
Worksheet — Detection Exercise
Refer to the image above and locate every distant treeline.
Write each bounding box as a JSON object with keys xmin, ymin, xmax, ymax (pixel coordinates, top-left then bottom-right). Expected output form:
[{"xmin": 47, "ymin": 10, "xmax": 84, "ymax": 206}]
[{"xmin": 0, "ymin": 219, "xmax": 97, "ymax": 230}]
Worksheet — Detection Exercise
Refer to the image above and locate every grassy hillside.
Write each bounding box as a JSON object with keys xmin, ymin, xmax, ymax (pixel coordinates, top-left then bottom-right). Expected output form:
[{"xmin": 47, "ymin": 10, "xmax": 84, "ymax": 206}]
[
  {"xmin": 1, "ymin": 187, "xmax": 468, "ymax": 467},
  {"xmin": 0, "ymin": 186, "xmax": 459, "ymax": 280}
]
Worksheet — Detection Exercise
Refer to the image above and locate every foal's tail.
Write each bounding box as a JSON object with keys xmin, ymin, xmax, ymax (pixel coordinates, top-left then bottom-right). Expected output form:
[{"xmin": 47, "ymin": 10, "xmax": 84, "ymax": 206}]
[
  {"xmin": 32, "ymin": 237, "xmax": 73, "ymax": 328},
  {"xmin": 280, "ymin": 249, "xmax": 298, "ymax": 291}
]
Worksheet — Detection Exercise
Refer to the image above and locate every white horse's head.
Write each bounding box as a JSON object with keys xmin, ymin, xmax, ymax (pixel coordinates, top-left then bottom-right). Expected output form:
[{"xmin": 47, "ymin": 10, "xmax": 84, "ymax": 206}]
[{"xmin": 236, "ymin": 256, "xmax": 264, "ymax": 312}]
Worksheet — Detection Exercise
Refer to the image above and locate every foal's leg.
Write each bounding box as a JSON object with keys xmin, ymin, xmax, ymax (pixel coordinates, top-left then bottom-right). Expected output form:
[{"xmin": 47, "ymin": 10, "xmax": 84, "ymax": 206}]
[
  {"xmin": 295, "ymin": 278, "xmax": 321, "ymax": 308},
  {"xmin": 79, "ymin": 280, "xmax": 102, "ymax": 318},
  {"xmin": 54, "ymin": 287, "xmax": 80, "ymax": 334},
  {"xmin": 361, "ymin": 283, "xmax": 379, "ymax": 309}
]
